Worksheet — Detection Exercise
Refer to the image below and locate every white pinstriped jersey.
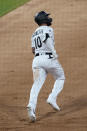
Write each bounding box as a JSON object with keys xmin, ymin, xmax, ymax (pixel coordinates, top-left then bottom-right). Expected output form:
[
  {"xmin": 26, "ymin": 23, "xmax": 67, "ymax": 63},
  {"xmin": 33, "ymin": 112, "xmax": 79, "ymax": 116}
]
[{"xmin": 31, "ymin": 26, "xmax": 55, "ymax": 54}]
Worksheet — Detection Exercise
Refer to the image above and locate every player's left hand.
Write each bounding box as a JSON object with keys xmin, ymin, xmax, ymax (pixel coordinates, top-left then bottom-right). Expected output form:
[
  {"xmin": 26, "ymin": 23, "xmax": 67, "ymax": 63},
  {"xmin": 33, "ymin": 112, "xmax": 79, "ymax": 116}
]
[{"xmin": 52, "ymin": 50, "xmax": 58, "ymax": 59}]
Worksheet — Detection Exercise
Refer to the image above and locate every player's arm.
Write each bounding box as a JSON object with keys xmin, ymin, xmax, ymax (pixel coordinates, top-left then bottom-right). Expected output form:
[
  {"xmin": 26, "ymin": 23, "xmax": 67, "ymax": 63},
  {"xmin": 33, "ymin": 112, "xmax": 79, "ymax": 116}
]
[
  {"xmin": 44, "ymin": 33, "xmax": 58, "ymax": 59},
  {"xmin": 31, "ymin": 35, "xmax": 35, "ymax": 55}
]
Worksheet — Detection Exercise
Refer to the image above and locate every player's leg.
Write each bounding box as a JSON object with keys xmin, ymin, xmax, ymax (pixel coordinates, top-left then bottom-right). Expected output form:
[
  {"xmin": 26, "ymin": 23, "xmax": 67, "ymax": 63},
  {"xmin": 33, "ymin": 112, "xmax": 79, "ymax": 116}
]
[
  {"xmin": 47, "ymin": 79, "xmax": 65, "ymax": 110},
  {"xmin": 47, "ymin": 60, "xmax": 65, "ymax": 110},
  {"xmin": 27, "ymin": 68, "xmax": 47, "ymax": 121}
]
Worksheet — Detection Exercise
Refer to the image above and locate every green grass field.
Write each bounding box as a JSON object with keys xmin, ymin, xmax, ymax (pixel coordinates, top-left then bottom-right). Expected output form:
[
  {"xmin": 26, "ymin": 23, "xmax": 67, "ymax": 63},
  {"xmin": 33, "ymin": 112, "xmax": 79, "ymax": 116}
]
[{"xmin": 0, "ymin": 0, "xmax": 30, "ymax": 17}]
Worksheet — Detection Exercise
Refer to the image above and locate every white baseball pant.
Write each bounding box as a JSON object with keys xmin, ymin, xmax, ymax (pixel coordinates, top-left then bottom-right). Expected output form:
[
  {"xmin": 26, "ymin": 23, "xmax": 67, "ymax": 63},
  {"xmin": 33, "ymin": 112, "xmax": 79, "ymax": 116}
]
[{"xmin": 27, "ymin": 55, "xmax": 65, "ymax": 111}]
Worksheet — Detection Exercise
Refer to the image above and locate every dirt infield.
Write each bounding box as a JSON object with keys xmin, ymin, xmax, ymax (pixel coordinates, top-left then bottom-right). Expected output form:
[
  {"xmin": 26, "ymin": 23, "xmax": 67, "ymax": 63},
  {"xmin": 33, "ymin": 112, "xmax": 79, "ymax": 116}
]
[{"xmin": 0, "ymin": 0, "xmax": 87, "ymax": 130}]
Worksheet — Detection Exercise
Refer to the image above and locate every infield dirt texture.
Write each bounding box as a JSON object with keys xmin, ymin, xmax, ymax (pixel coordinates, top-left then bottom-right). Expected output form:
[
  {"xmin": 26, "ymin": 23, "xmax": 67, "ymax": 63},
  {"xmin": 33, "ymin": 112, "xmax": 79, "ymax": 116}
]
[{"xmin": 0, "ymin": 0, "xmax": 87, "ymax": 131}]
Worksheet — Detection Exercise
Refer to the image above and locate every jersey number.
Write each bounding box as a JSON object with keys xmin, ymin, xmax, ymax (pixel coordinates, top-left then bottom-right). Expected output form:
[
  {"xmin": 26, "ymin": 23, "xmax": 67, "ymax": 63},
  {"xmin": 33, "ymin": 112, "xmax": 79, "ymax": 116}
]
[{"xmin": 34, "ymin": 37, "xmax": 42, "ymax": 49}]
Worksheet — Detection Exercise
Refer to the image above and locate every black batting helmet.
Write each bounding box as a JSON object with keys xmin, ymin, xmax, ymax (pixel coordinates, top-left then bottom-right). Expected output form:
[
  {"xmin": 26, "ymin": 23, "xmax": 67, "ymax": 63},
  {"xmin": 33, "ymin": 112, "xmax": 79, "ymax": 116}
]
[{"xmin": 34, "ymin": 11, "xmax": 52, "ymax": 26}]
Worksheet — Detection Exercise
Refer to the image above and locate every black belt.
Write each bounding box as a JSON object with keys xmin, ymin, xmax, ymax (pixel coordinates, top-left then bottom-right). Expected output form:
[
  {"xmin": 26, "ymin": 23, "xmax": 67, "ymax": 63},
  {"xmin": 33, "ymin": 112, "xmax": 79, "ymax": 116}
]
[{"xmin": 35, "ymin": 52, "xmax": 53, "ymax": 59}]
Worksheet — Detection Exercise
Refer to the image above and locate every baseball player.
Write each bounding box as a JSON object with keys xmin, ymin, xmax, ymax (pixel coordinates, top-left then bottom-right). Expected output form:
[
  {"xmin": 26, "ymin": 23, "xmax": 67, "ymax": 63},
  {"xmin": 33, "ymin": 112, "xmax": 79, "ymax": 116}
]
[{"xmin": 27, "ymin": 11, "xmax": 65, "ymax": 122}]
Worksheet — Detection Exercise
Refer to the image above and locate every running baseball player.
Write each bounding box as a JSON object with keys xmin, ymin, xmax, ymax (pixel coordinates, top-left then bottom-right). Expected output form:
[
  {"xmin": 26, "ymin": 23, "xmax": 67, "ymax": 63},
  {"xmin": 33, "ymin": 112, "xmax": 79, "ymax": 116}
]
[{"xmin": 27, "ymin": 11, "xmax": 65, "ymax": 122}]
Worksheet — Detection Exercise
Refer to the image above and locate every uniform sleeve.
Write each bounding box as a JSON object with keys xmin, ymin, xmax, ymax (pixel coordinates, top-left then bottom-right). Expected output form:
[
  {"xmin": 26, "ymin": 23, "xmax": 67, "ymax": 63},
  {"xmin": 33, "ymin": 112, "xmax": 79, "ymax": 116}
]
[
  {"xmin": 48, "ymin": 28, "xmax": 55, "ymax": 45},
  {"xmin": 31, "ymin": 35, "xmax": 35, "ymax": 48}
]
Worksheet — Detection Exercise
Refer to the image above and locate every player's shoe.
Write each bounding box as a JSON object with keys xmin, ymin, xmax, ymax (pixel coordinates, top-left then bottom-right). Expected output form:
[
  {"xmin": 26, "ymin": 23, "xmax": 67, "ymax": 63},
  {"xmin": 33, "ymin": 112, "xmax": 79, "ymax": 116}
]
[
  {"xmin": 47, "ymin": 98, "xmax": 60, "ymax": 111},
  {"xmin": 27, "ymin": 107, "xmax": 36, "ymax": 122}
]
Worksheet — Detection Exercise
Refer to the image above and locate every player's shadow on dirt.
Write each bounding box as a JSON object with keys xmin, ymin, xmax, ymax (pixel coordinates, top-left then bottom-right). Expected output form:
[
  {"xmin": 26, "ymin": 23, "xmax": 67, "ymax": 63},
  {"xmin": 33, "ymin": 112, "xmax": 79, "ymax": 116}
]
[
  {"xmin": 37, "ymin": 111, "xmax": 57, "ymax": 121},
  {"xmin": 37, "ymin": 95, "xmax": 87, "ymax": 121},
  {"xmin": 60, "ymin": 95, "xmax": 87, "ymax": 116}
]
